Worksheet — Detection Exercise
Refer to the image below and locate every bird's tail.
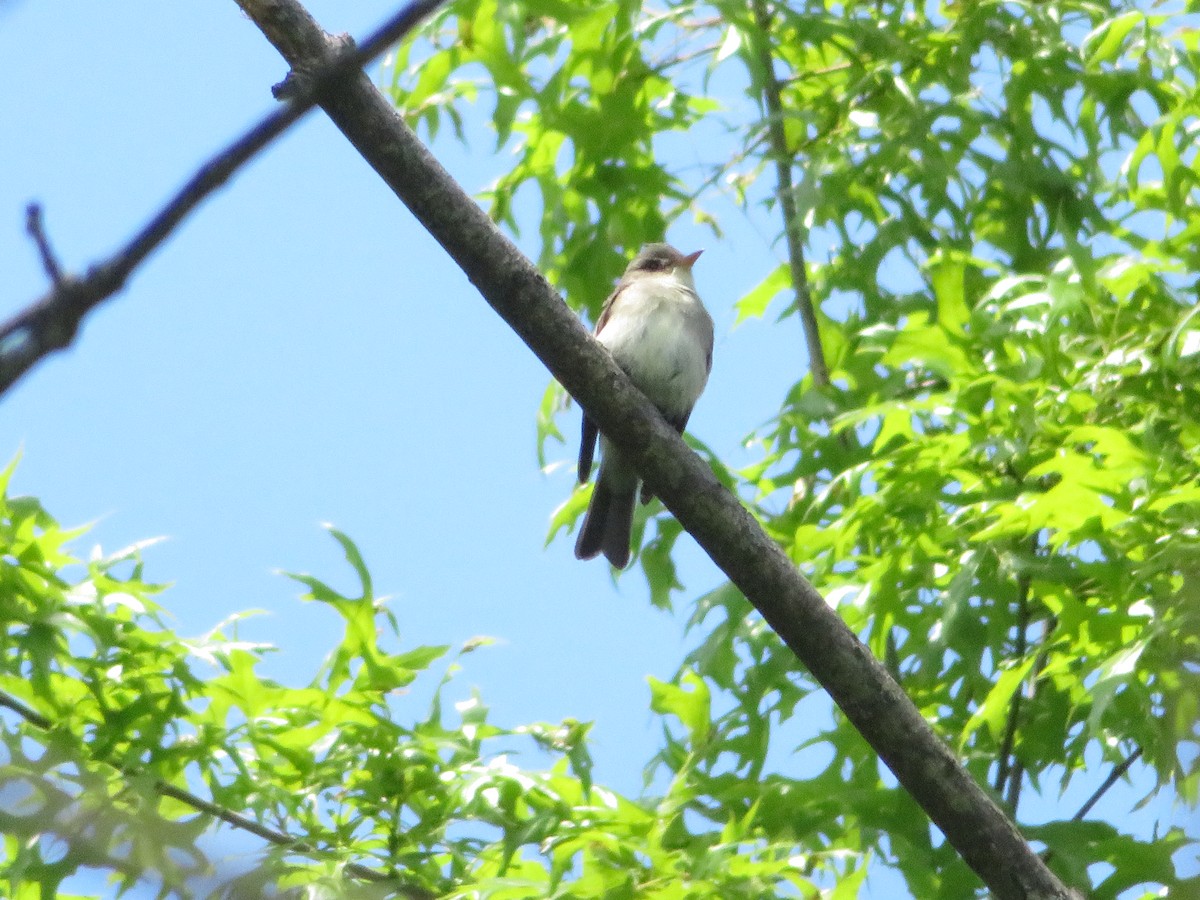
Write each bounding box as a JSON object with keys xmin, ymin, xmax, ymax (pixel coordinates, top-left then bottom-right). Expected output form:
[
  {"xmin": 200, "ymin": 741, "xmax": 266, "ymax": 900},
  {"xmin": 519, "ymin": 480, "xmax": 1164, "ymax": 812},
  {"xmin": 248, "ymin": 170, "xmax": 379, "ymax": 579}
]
[{"xmin": 574, "ymin": 468, "xmax": 637, "ymax": 569}]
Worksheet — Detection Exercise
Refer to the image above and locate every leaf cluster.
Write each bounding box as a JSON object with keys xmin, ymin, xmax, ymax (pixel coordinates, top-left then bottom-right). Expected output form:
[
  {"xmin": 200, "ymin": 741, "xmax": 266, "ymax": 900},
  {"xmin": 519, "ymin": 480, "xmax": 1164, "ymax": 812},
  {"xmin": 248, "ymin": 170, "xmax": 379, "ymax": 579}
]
[
  {"xmin": 390, "ymin": 0, "xmax": 1200, "ymax": 896},
  {"xmin": 0, "ymin": 459, "xmax": 833, "ymax": 897}
]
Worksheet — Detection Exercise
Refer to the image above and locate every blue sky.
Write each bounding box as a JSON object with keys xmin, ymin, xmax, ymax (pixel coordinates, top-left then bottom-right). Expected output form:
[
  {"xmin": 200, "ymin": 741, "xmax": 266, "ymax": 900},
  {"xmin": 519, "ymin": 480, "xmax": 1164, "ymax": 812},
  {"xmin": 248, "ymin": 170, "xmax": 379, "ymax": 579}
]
[
  {"xmin": 0, "ymin": 0, "xmax": 792, "ymax": 820},
  {"xmin": 1, "ymin": 0, "xmax": 1193, "ymax": 896}
]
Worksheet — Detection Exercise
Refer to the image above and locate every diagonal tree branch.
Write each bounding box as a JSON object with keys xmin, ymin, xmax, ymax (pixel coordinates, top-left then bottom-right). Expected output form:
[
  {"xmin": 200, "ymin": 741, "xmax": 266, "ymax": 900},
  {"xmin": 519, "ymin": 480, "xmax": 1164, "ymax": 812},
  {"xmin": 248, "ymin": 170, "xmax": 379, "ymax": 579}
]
[
  {"xmin": 231, "ymin": 1, "xmax": 1079, "ymax": 897},
  {"xmin": 0, "ymin": 0, "xmax": 448, "ymax": 400}
]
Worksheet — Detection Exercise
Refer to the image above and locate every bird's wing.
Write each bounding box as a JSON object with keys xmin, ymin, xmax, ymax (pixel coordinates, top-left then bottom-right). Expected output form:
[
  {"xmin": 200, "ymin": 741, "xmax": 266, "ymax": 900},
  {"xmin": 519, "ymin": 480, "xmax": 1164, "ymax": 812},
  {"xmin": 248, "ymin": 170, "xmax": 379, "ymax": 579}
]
[
  {"xmin": 579, "ymin": 279, "xmax": 630, "ymax": 482},
  {"xmin": 593, "ymin": 276, "xmax": 629, "ymax": 337},
  {"xmin": 578, "ymin": 415, "xmax": 598, "ymax": 483}
]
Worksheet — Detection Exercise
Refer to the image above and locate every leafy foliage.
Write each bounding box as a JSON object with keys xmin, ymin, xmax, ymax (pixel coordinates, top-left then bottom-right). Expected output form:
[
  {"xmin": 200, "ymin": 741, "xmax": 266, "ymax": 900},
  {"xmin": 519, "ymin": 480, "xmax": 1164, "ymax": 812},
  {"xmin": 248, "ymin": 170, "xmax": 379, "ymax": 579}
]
[
  {"xmin": 2, "ymin": 0, "xmax": 1198, "ymax": 897},
  {"xmin": 0, "ymin": 462, "xmax": 827, "ymax": 897},
  {"xmin": 391, "ymin": 0, "xmax": 1200, "ymax": 896},
  {"xmin": 388, "ymin": 0, "xmax": 719, "ymax": 319}
]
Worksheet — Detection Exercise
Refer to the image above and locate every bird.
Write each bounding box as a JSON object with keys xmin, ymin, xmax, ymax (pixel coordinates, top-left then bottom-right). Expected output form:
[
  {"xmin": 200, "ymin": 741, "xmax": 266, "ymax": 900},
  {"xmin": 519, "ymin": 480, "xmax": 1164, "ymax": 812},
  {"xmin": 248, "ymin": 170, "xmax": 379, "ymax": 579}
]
[{"xmin": 574, "ymin": 243, "xmax": 714, "ymax": 568}]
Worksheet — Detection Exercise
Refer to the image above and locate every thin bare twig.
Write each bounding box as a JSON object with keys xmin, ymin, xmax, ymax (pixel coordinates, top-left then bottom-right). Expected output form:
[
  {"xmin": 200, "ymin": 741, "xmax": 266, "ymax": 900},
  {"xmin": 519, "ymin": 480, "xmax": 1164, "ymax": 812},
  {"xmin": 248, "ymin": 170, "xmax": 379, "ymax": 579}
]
[
  {"xmin": 994, "ymin": 554, "xmax": 1032, "ymax": 798},
  {"xmin": 0, "ymin": 688, "xmax": 434, "ymax": 897},
  {"xmin": 1039, "ymin": 745, "xmax": 1146, "ymax": 869},
  {"xmin": 1073, "ymin": 746, "xmax": 1144, "ymax": 822},
  {"xmin": 0, "ymin": 0, "xmax": 449, "ymax": 400},
  {"xmin": 748, "ymin": 0, "xmax": 830, "ymax": 387},
  {"xmin": 0, "ymin": 689, "xmax": 52, "ymax": 728},
  {"xmin": 24, "ymin": 203, "xmax": 63, "ymax": 285}
]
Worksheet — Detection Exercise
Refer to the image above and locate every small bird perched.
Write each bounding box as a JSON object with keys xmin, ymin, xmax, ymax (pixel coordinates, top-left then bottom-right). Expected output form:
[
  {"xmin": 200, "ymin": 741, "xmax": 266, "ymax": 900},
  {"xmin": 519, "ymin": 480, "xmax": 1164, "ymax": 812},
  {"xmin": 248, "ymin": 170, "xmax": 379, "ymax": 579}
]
[{"xmin": 574, "ymin": 243, "xmax": 714, "ymax": 568}]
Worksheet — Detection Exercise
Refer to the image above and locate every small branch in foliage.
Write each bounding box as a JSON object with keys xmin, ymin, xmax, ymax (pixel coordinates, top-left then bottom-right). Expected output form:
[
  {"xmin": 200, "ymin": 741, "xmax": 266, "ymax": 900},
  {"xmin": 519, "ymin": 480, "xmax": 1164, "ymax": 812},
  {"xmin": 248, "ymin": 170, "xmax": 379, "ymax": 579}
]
[
  {"xmin": 0, "ymin": 688, "xmax": 435, "ymax": 898},
  {"xmin": 1041, "ymin": 745, "xmax": 1146, "ymax": 869},
  {"xmin": 1006, "ymin": 753, "xmax": 1029, "ymax": 813},
  {"xmin": 1072, "ymin": 746, "xmax": 1144, "ymax": 822},
  {"xmin": 1002, "ymin": 615, "xmax": 1056, "ymax": 814},
  {"xmin": 993, "ymin": 563, "xmax": 1031, "ymax": 798},
  {"xmin": 0, "ymin": 0, "xmax": 449, "ymax": 400},
  {"xmin": 995, "ymin": 533, "xmax": 1057, "ymax": 815},
  {"xmin": 667, "ymin": 134, "xmax": 769, "ymax": 227},
  {"xmin": 0, "ymin": 689, "xmax": 52, "ymax": 729},
  {"xmin": 781, "ymin": 61, "xmax": 853, "ymax": 86},
  {"xmin": 650, "ymin": 41, "xmax": 724, "ymax": 72},
  {"xmin": 748, "ymin": 0, "xmax": 830, "ymax": 387}
]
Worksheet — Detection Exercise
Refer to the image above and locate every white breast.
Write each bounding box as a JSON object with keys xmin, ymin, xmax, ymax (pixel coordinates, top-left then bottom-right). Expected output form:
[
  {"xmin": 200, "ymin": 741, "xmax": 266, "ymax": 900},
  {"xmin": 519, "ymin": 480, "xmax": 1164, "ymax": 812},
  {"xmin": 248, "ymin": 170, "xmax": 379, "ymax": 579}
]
[{"xmin": 598, "ymin": 270, "xmax": 712, "ymax": 420}]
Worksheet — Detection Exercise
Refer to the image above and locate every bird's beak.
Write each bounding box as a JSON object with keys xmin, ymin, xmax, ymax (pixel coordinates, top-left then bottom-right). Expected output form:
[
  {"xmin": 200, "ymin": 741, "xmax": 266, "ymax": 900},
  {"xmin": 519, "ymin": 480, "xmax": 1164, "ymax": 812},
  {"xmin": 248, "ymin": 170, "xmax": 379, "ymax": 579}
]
[{"xmin": 681, "ymin": 249, "xmax": 703, "ymax": 269}]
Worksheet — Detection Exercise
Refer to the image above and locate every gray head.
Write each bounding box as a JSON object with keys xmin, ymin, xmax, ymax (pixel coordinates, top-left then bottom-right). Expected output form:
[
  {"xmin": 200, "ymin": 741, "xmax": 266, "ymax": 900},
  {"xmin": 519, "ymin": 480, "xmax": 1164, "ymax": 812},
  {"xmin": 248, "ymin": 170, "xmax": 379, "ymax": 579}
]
[{"xmin": 625, "ymin": 243, "xmax": 702, "ymax": 276}]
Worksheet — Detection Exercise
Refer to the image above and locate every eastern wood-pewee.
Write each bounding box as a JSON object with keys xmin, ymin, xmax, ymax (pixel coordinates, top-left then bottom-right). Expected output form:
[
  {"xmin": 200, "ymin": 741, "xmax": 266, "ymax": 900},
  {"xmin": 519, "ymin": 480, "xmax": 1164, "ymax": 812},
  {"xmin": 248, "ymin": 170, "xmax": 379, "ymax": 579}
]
[{"xmin": 574, "ymin": 243, "xmax": 714, "ymax": 569}]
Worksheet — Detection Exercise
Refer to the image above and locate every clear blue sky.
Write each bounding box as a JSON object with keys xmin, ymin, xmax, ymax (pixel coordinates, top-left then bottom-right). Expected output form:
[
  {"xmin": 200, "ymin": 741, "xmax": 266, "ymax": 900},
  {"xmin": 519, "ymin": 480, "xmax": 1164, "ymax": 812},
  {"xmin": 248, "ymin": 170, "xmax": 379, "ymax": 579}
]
[{"xmin": 1, "ymin": 1, "xmax": 1192, "ymax": 896}]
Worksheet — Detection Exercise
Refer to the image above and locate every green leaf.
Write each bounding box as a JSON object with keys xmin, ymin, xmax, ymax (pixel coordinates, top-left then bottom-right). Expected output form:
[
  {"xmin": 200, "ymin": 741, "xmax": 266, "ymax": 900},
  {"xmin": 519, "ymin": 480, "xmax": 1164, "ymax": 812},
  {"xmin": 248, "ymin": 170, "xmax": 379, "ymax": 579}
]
[
  {"xmin": 928, "ymin": 249, "xmax": 970, "ymax": 335},
  {"xmin": 1082, "ymin": 12, "xmax": 1143, "ymax": 67},
  {"xmin": 734, "ymin": 263, "xmax": 790, "ymax": 324},
  {"xmin": 960, "ymin": 656, "xmax": 1037, "ymax": 748},
  {"xmin": 648, "ymin": 669, "xmax": 711, "ymax": 748}
]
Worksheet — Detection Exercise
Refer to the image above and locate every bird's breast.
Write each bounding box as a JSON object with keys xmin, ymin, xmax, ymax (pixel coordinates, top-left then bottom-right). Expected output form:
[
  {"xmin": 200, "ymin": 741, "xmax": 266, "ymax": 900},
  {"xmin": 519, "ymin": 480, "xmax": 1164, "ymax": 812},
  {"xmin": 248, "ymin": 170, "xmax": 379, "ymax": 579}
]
[{"xmin": 598, "ymin": 280, "xmax": 711, "ymax": 418}]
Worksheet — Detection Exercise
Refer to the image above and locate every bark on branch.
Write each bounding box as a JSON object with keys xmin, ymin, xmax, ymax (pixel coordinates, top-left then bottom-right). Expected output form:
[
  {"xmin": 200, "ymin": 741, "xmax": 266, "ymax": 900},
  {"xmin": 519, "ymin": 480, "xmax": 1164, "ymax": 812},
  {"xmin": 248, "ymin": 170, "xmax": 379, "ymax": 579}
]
[{"xmin": 232, "ymin": 1, "xmax": 1080, "ymax": 897}]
